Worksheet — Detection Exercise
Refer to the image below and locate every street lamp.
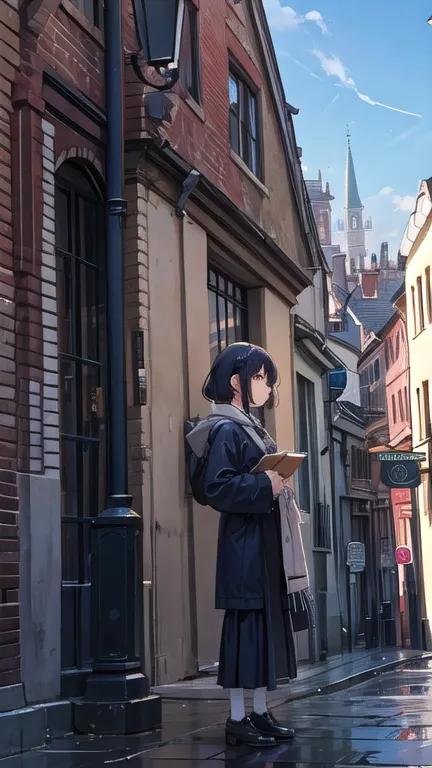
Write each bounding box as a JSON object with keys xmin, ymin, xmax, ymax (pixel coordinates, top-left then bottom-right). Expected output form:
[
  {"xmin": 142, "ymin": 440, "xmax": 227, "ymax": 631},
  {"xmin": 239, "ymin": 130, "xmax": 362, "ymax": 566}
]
[
  {"xmin": 74, "ymin": 0, "xmax": 185, "ymax": 738},
  {"xmin": 131, "ymin": 0, "xmax": 186, "ymax": 89}
]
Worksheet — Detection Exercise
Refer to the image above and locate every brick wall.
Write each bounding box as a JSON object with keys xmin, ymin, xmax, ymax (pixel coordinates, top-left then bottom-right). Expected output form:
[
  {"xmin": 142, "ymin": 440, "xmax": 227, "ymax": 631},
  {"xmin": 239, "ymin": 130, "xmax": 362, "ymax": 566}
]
[{"xmin": 0, "ymin": 0, "xmax": 21, "ymax": 687}]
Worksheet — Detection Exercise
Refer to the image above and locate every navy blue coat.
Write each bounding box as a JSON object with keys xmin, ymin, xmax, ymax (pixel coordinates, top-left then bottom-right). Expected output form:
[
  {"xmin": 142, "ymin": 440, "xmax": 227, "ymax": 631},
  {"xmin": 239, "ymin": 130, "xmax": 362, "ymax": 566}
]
[{"xmin": 203, "ymin": 421, "xmax": 274, "ymax": 610}]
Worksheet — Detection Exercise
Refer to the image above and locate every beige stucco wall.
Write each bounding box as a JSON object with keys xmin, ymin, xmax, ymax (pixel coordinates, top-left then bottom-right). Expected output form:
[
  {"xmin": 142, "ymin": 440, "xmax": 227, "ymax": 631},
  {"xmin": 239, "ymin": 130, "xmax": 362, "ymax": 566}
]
[
  {"xmin": 147, "ymin": 193, "xmax": 195, "ymax": 683},
  {"xmin": 406, "ymin": 222, "xmax": 432, "ymax": 630},
  {"xmin": 261, "ymin": 288, "xmax": 295, "ymax": 449},
  {"xmin": 145, "ymin": 193, "xmax": 298, "ymax": 679}
]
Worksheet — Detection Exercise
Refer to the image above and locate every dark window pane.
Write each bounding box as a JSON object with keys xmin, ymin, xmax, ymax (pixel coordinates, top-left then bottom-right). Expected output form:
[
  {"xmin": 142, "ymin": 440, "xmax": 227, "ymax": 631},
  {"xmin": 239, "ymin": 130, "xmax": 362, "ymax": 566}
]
[
  {"xmin": 79, "ymin": 197, "xmax": 98, "ymax": 263},
  {"xmin": 229, "ymin": 112, "xmax": 240, "ymax": 155},
  {"xmin": 180, "ymin": 0, "xmax": 200, "ymax": 103},
  {"xmin": 79, "ymin": 263, "xmax": 99, "ymax": 362},
  {"xmin": 227, "ymin": 301, "xmax": 235, "ymax": 345},
  {"xmin": 57, "ymin": 256, "xmax": 74, "ymax": 355},
  {"xmin": 209, "ymin": 270, "xmax": 216, "ymax": 287},
  {"xmin": 72, "ymin": 0, "xmax": 98, "ymax": 27},
  {"xmin": 61, "ymin": 440, "xmax": 78, "ymax": 518},
  {"xmin": 56, "ymin": 189, "xmax": 71, "ymax": 253},
  {"xmin": 218, "ymin": 295, "xmax": 227, "ymax": 350},
  {"xmin": 62, "ymin": 523, "xmax": 79, "ymax": 581},
  {"xmin": 60, "ymin": 359, "xmax": 78, "ymax": 436}
]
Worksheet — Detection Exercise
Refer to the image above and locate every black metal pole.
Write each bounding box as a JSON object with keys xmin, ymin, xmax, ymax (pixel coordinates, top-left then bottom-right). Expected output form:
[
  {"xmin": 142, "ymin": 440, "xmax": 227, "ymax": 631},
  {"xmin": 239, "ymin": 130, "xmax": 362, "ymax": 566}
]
[
  {"xmin": 73, "ymin": 0, "xmax": 161, "ymax": 734},
  {"xmin": 105, "ymin": 0, "xmax": 128, "ymax": 501}
]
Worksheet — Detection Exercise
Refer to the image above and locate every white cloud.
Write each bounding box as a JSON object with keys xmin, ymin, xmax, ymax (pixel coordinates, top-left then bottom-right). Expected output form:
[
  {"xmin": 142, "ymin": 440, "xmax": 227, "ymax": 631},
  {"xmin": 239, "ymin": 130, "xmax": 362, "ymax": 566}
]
[
  {"xmin": 392, "ymin": 194, "xmax": 417, "ymax": 213},
  {"xmin": 311, "ymin": 50, "xmax": 422, "ymax": 118},
  {"xmin": 263, "ymin": 0, "xmax": 329, "ymax": 34},
  {"xmin": 304, "ymin": 11, "xmax": 329, "ymax": 35},
  {"xmin": 379, "ymin": 187, "xmax": 394, "ymax": 196}
]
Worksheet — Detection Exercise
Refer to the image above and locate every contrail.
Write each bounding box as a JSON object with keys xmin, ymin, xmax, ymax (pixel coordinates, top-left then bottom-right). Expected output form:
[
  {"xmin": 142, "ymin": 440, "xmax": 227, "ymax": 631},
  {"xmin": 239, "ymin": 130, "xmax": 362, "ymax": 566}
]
[{"xmin": 322, "ymin": 94, "xmax": 339, "ymax": 115}]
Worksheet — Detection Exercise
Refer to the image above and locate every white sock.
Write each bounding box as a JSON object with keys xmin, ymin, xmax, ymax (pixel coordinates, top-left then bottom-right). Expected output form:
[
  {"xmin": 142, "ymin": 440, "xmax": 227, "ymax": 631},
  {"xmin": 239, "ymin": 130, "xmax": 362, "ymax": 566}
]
[
  {"xmin": 253, "ymin": 687, "xmax": 267, "ymax": 715},
  {"xmin": 229, "ymin": 688, "xmax": 246, "ymax": 722}
]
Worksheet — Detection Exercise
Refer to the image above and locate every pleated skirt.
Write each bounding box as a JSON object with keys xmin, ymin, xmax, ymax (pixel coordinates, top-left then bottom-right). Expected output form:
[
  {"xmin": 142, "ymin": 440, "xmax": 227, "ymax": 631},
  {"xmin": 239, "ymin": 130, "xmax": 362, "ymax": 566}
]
[{"xmin": 217, "ymin": 505, "xmax": 297, "ymax": 691}]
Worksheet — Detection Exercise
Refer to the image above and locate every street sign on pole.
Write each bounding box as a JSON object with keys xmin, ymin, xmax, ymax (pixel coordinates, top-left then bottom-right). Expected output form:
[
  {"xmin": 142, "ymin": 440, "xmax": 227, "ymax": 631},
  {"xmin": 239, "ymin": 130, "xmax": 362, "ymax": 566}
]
[
  {"xmin": 396, "ymin": 545, "xmax": 412, "ymax": 566},
  {"xmin": 346, "ymin": 541, "xmax": 365, "ymax": 573}
]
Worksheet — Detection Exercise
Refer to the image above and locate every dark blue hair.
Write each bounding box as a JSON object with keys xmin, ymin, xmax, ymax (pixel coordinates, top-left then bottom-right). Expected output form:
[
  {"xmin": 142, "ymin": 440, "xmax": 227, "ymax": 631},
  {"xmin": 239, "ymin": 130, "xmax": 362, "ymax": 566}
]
[{"xmin": 202, "ymin": 343, "xmax": 279, "ymax": 413}]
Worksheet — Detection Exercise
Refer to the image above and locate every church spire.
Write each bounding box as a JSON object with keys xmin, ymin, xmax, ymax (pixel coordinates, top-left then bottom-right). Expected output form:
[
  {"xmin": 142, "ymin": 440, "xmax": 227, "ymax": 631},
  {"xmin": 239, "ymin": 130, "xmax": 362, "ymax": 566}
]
[{"xmin": 345, "ymin": 129, "xmax": 363, "ymax": 211}]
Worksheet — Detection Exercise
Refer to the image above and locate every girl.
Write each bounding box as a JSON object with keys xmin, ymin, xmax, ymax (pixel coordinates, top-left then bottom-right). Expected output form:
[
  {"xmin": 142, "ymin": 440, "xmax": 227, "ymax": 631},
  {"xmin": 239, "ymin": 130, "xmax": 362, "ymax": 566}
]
[{"xmin": 186, "ymin": 342, "xmax": 311, "ymax": 748}]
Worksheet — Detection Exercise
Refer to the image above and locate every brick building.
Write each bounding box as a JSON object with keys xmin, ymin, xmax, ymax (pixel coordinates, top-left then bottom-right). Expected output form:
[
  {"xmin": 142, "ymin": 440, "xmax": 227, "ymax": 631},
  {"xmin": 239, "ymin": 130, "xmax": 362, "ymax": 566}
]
[{"xmin": 0, "ymin": 0, "xmax": 322, "ymax": 744}]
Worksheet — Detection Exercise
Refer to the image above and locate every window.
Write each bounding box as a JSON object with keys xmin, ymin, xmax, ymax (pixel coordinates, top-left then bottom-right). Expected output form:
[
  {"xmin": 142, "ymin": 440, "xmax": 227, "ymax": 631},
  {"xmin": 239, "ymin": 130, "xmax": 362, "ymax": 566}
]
[
  {"xmin": 398, "ymin": 389, "xmax": 405, "ymax": 422},
  {"xmin": 395, "ymin": 331, "xmax": 400, "ymax": 360},
  {"xmin": 208, "ymin": 267, "xmax": 248, "ymax": 363},
  {"xmin": 180, "ymin": 0, "xmax": 201, "ymax": 104},
  {"xmin": 71, "ymin": 0, "xmax": 101, "ymax": 27},
  {"xmin": 229, "ymin": 62, "xmax": 260, "ymax": 177},
  {"xmin": 297, "ymin": 375, "xmax": 318, "ymax": 513},
  {"xmin": 392, "ymin": 394, "xmax": 397, "ymax": 424},
  {"xmin": 351, "ymin": 216, "xmax": 358, "ymax": 229},
  {"xmin": 385, "ymin": 339, "xmax": 391, "ymax": 369},
  {"xmin": 56, "ymin": 162, "xmax": 106, "ymax": 674},
  {"xmin": 426, "ymin": 266, "xmax": 432, "ymax": 324},
  {"xmin": 417, "ymin": 388, "xmax": 422, "ymax": 440},
  {"xmin": 404, "ymin": 386, "xmax": 409, "ymax": 420},
  {"xmin": 374, "ymin": 358, "xmax": 380, "ymax": 382},
  {"xmin": 417, "ymin": 276, "xmax": 425, "ymax": 332},
  {"xmin": 351, "ymin": 446, "xmax": 371, "ymax": 480},
  {"xmin": 411, "ymin": 286, "xmax": 417, "ymax": 336},
  {"xmin": 423, "ymin": 380, "xmax": 431, "ymax": 439}
]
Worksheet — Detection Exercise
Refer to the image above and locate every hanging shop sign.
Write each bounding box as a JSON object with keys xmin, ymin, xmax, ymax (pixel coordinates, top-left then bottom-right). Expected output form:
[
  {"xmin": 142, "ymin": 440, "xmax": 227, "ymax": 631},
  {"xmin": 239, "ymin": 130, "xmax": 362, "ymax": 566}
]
[
  {"xmin": 376, "ymin": 452, "xmax": 426, "ymax": 490},
  {"xmin": 395, "ymin": 546, "xmax": 412, "ymax": 566}
]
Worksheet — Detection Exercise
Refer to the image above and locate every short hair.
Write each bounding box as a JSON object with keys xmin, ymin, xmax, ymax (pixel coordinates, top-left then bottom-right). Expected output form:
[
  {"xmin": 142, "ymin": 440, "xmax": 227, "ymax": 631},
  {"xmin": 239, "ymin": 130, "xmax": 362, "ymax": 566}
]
[{"xmin": 202, "ymin": 343, "xmax": 279, "ymax": 413}]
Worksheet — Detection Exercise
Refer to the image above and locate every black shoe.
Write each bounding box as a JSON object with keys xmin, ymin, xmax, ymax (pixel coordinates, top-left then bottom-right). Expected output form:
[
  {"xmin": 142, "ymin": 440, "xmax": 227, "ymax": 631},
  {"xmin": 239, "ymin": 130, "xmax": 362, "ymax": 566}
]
[
  {"xmin": 225, "ymin": 716, "xmax": 277, "ymax": 747},
  {"xmin": 249, "ymin": 710, "xmax": 295, "ymax": 741}
]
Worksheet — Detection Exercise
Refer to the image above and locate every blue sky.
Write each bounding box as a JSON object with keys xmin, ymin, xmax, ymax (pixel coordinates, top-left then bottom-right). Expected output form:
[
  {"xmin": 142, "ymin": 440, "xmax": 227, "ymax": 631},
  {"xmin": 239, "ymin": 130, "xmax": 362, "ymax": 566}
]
[{"xmin": 263, "ymin": 0, "xmax": 432, "ymax": 261}]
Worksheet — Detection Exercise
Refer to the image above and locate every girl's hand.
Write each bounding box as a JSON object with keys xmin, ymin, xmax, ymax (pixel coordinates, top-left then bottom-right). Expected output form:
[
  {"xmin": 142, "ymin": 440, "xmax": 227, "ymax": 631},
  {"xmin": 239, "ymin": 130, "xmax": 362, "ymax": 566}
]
[{"xmin": 265, "ymin": 470, "xmax": 284, "ymax": 497}]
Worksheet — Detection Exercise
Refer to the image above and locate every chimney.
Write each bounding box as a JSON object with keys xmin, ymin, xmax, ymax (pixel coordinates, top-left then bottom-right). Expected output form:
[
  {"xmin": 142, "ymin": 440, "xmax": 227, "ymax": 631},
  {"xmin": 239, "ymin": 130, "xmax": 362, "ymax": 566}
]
[{"xmin": 360, "ymin": 270, "xmax": 379, "ymax": 299}]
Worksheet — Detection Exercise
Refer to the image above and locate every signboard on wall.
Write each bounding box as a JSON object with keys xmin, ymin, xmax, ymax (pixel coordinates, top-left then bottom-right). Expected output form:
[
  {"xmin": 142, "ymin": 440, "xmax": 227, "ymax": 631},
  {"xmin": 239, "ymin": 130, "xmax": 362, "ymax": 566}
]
[
  {"xmin": 346, "ymin": 541, "xmax": 366, "ymax": 573},
  {"xmin": 377, "ymin": 452, "xmax": 425, "ymax": 490},
  {"xmin": 396, "ymin": 546, "xmax": 412, "ymax": 566}
]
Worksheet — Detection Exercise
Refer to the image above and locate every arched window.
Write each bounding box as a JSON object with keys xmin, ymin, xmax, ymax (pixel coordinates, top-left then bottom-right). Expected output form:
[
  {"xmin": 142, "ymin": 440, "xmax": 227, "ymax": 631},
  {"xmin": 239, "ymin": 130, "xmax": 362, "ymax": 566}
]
[
  {"xmin": 55, "ymin": 161, "xmax": 106, "ymax": 683},
  {"xmin": 351, "ymin": 215, "xmax": 357, "ymax": 229}
]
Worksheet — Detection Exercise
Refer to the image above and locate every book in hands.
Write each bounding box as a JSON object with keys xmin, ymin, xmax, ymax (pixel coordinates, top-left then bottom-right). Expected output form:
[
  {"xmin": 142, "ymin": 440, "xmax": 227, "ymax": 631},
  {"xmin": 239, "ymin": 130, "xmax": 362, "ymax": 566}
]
[{"xmin": 251, "ymin": 451, "xmax": 307, "ymax": 480}]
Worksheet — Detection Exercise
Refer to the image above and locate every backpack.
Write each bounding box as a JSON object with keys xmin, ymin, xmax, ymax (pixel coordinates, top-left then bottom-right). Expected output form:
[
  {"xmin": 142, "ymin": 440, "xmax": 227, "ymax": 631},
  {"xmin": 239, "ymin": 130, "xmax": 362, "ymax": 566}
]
[{"xmin": 184, "ymin": 417, "xmax": 230, "ymax": 506}]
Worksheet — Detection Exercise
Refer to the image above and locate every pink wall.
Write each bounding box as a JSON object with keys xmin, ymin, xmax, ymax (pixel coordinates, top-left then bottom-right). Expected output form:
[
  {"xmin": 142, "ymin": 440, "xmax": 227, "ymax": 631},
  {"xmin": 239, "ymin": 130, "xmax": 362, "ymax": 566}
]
[{"xmin": 383, "ymin": 316, "xmax": 411, "ymax": 448}]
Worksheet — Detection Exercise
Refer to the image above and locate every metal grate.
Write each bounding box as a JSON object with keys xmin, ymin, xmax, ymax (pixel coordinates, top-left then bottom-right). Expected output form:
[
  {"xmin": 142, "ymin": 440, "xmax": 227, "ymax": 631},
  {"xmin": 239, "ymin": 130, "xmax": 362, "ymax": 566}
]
[{"xmin": 314, "ymin": 502, "xmax": 331, "ymax": 551}]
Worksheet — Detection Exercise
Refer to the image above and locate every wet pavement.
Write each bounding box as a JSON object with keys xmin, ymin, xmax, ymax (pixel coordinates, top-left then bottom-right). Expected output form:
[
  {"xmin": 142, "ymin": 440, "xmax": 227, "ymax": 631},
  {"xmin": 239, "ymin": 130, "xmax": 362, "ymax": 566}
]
[{"xmin": 6, "ymin": 659, "xmax": 432, "ymax": 766}]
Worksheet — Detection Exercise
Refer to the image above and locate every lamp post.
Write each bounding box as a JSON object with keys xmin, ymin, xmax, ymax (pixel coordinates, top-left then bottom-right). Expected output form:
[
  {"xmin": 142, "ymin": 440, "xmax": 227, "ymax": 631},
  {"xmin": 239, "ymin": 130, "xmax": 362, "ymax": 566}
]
[{"xmin": 74, "ymin": 0, "xmax": 185, "ymax": 736}]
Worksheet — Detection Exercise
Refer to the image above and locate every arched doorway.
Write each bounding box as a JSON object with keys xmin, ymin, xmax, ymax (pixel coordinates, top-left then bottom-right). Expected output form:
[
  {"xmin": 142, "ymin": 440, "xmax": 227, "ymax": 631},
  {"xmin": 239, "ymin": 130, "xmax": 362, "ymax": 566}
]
[{"xmin": 54, "ymin": 161, "xmax": 107, "ymax": 695}]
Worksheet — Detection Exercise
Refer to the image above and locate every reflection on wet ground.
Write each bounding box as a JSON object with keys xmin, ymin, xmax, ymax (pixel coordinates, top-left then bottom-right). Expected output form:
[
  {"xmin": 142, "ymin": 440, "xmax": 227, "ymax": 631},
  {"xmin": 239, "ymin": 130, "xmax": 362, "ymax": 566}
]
[{"xmin": 6, "ymin": 659, "xmax": 432, "ymax": 766}]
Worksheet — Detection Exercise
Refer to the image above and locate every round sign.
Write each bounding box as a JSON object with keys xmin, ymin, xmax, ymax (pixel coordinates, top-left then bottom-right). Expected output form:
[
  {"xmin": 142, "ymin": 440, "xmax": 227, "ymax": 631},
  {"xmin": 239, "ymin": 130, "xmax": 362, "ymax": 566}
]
[
  {"xmin": 390, "ymin": 464, "xmax": 408, "ymax": 484},
  {"xmin": 395, "ymin": 546, "xmax": 412, "ymax": 566}
]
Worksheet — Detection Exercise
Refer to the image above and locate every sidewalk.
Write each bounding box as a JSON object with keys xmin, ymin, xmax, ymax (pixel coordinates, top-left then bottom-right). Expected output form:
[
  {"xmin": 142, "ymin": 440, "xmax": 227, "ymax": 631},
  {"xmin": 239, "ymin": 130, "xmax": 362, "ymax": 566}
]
[
  {"xmin": 2, "ymin": 650, "xmax": 432, "ymax": 766},
  {"xmin": 152, "ymin": 647, "xmax": 431, "ymax": 704}
]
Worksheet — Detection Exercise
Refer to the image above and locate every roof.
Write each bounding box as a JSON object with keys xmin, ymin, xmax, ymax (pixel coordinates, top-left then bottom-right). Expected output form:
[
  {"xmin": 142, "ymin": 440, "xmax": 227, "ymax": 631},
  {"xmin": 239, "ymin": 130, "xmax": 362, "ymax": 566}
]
[
  {"xmin": 345, "ymin": 139, "xmax": 363, "ymax": 211},
  {"xmin": 335, "ymin": 275, "xmax": 404, "ymax": 336},
  {"xmin": 399, "ymin": 179, "xmax": 432, "ymax": 261}
]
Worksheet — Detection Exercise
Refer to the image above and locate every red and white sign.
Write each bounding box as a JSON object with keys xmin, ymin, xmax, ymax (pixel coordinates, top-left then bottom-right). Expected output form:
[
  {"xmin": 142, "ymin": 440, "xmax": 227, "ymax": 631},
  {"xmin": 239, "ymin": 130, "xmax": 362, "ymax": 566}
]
[{"xmin": 395, "ymin": 546, "xmax": 412, "ymax": 566}]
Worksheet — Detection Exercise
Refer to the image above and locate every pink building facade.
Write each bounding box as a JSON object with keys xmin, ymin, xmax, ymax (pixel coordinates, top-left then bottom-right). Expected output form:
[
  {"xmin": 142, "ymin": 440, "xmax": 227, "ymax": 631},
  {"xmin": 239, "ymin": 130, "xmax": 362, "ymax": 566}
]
[{"xmin": 381, "ymin": 300, "xmax": 412, "ymax": 644}]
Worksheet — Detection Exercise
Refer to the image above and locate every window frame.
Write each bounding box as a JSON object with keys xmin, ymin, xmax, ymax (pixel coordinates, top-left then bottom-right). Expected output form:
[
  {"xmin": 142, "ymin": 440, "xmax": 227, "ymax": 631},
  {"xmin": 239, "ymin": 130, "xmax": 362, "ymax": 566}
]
[
  {"xmin": 179, "ymin": 0, "xmax": 201, "ymax": 105},
  {"xmin": 207, "ymin": 266, "xmax": 248, "ymax": 363},
  {"xmin": 70, "ymin": 0, "xmax": 102, "ymax": 29},
  {"xmin": 228, "ymin": 55, "xmax": 263, "ymax": 180},
  {"xmin": 426, "ymin": 266, "xmax": 432, "ymax": 324},
  {"xmin": 417, "ymin": 275, "xmax": 425, "ymax": 332},
  {"xmin": 411, "ymin": 286, "xmax": 417, "ymax": 337}
]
